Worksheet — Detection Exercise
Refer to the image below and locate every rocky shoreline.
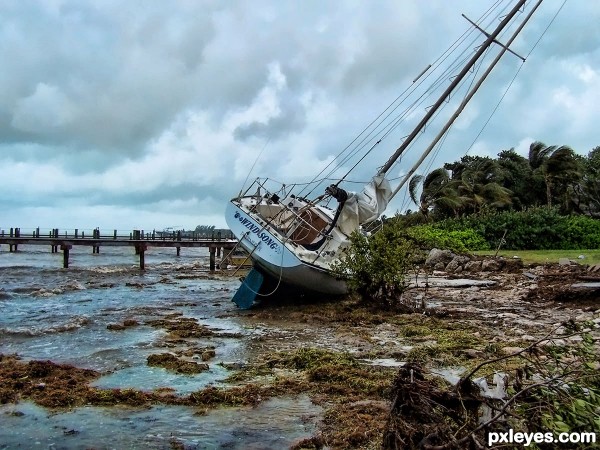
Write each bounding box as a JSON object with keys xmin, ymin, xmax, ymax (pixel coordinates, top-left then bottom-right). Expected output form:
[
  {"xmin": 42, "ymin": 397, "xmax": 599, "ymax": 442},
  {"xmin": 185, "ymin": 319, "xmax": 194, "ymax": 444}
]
[{"xmin": 1, "ymin": 260, "xmax": 599, "ymax": 448}]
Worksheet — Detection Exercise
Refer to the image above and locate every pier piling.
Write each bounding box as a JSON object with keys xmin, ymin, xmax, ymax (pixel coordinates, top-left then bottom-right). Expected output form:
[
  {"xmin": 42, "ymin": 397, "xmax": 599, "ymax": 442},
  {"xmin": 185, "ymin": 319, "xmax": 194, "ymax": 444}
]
[
  {"xmin": 61, "ymin": 244, "xmax": 72, "ymax": 268},
  {"xmin": 209, "ymin": 246, "xmax": 216, "ymax": 271}
]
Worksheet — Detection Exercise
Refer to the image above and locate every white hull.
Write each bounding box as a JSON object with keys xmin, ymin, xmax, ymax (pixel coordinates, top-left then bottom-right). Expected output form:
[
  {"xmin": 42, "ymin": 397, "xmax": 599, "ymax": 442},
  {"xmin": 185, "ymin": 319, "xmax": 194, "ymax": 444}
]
[{"xmin": 225, "ymin": 201, "xmax": 347, "ymax": 296}]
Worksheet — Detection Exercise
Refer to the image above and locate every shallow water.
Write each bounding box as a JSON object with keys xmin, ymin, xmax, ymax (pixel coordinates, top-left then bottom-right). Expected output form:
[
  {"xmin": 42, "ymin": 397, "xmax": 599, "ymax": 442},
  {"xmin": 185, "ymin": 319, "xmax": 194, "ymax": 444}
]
[
  {"xmin": 0, "ymin": 396, "xmax": 321, "ymax": 449},
  {"xmin": 0, "ymin": 245, "xmax": 320, "ymax": 448}
]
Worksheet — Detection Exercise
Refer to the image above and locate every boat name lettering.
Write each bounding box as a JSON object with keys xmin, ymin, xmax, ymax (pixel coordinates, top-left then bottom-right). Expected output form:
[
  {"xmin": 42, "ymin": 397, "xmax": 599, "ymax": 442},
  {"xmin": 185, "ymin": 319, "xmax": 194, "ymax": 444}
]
[{"xmin": 234, "ymin": 212, "xmax": 279, "ymax": 250}]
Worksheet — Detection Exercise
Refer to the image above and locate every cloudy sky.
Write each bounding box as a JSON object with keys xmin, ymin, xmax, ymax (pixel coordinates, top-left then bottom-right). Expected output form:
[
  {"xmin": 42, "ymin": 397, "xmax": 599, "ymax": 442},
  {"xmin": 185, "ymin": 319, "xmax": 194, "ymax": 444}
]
[{"xmin": 1, "ymin": 0, "xmax": 598, "ymax": 233}]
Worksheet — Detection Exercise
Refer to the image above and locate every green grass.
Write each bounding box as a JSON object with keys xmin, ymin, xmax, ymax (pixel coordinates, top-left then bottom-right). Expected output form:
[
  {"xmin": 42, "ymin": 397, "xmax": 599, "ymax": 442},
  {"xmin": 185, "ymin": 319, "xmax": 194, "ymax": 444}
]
[{"xmin": 473, "ymin": 249, "xmax": 600, "ymax": 265}]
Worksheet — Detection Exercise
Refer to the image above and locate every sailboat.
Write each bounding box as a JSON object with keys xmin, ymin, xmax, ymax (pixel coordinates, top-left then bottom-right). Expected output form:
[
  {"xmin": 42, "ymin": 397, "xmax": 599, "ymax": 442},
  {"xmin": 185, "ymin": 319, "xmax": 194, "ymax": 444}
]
[{"xmin": 225, "ymin": 0, "xmax": 548, "ymax": 308}]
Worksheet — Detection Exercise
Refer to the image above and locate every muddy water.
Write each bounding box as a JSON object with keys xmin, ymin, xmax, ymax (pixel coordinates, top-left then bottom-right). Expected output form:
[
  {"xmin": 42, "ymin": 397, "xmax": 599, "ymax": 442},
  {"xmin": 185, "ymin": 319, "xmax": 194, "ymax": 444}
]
[{"xmin": 0, "ymin": 245, "xmax": 321, "ymax": 448}]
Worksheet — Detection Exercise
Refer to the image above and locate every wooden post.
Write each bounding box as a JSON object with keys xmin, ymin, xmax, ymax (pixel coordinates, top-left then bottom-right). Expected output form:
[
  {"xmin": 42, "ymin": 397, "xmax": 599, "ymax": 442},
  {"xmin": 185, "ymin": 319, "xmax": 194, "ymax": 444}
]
[
  {"xmin": 36, "ymin": 227, "xmax": 40, "ymax": 238},
  {"xmin": 217, "ymin": 246, "xmax": 221, "ymax": 257},
  {"xmin": 61, "ymin": 244, "xmax": 72, "ymax": 268},
  {"xmin": 114, "ymin": 229, "xmax": 117, "ymax": 240},
  {"xmin": 209, "ymin": 246, "xmax": 216, "ymax": 271},
  {"xmin": 176, "ymin": 245, "xmax": 181, "ymax": 256},
  {"xmin": 138, "ymin": 244, "xmax": 147, "ymax": 270}
]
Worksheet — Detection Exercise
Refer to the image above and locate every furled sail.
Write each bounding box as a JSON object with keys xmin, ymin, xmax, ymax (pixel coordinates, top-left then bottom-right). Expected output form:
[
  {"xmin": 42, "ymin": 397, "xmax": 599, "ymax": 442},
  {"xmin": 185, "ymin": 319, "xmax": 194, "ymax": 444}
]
[{"xmin": 335, "ymin": 175, "xmax": 392, "ymax": 236}]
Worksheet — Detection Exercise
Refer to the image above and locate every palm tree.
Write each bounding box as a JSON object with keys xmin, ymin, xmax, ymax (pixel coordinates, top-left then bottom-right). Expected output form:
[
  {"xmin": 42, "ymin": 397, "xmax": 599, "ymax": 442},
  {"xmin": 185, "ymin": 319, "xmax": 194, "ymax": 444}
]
[
  {"xmin": 409, "ymin": 168, "xmax": 462, "ymax": 219},
  {"xmin": 455, "ymin": 158, "xmax": 512, "ymax": 213},
  {"xmin": 528, "ymin": 142, "xmax": 581, "ymax": 208},
  {"xmin": 571, "ymin": 146, "xmax": 600, "ymax": 217}
]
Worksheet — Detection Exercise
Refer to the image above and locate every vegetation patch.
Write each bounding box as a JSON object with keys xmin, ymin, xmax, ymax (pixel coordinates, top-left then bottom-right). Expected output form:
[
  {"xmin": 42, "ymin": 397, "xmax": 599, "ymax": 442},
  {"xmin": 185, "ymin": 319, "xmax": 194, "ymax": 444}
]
[
  {"xmin": 147, "ymin": 353, "xmax": 209, "ymax": 374},
  {"xmin": 0, "ymin": 354, "xmax": 99, "ymax": 407},
  {"xmin": 147, "ymin": 317, "xmax": 215, "ymax": 338}
]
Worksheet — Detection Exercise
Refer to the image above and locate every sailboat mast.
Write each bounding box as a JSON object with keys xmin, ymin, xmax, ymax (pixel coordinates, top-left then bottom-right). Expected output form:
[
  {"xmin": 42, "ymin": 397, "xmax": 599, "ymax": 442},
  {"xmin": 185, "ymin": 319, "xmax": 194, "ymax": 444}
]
[
  {"xmin": 389, "ymin": 0, "xmax": 543, "ymax": 200},
  {"xmin": 378, "ymin": 0, "xmax": 529, "ymax": 176}
]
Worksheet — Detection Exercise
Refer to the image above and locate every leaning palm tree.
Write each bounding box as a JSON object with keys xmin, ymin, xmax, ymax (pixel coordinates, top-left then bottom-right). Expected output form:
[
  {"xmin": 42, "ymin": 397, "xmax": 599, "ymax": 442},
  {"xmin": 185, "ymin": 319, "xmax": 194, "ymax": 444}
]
[
  {"xmin": 409, "ymin": 168, "xmax": 462, "ymax": 219},
  {"xmin": 453, "ymin": 158, "xmax": 513, "ymax": 213},
  {"xmin": 528, "ymin": 142, "xmax": 581, "ymax": 208}
]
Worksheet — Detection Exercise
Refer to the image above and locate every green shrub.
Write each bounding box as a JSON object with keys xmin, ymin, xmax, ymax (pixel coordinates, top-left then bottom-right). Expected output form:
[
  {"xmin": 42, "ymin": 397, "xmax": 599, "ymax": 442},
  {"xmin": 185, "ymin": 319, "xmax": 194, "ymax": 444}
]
[
  {"xmin": 406, "ymin": 225, "xmax": 489, "ymax": 252},
  {"xmin": 429, "ymin": 208, "xmax": 600, "ymax": 250},
  {"xmin": 333, "ymin": 227, "xmax": 419, "ymax": 309}
]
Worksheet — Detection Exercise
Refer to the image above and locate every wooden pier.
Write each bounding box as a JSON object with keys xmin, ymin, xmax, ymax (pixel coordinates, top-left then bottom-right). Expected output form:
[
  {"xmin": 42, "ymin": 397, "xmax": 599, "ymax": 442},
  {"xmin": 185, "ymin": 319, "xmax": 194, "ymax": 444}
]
[{"xmin": 0, "ymin": 227, "xmax": 237, "ymax": 270}]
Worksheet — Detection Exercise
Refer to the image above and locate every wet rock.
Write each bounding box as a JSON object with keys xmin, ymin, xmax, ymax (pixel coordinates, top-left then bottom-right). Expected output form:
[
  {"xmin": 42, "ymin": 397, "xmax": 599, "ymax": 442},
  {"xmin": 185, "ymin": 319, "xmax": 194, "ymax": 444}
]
[
  {"xmin": 446, "ymin": 255, "xmax": 471, "ymax": 273},
  {"xmin": 201, "ymin": 350, "xmax": 216, "ymax": 361},
  {"xmin": 147, "ymin": 353, "xmax": 209, "ymax": 374},
  {"xmin": 106, "ymin": 323, "xmax": 126, "ymax": 331},
  {"xmin": 433, "ymin": 262, "xmax": 446, "ymax": 271},
  {"xmin": 426, "ymin": 249, "xmax": 455, "ymax": 268},
  {"xmin": 219, "ymin": 362, "xmax": 246, "ymax": 370},
  {"xmin": 464, "ymin": 260, "xmax": 482, "ymax": 272},
  {"xmin": 481, "ymin": 259, "xmax": 504, "ymax": 272}
]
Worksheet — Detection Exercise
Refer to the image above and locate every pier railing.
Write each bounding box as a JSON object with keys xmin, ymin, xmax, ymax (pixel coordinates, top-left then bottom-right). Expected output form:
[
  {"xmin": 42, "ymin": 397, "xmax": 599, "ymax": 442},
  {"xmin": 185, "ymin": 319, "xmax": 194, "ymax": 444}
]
[
  {"xmin": 0, "ymin": 227, "xmax": 235, "ymax": 241},
  {"xmin": 0, "ymin": 227, "xmax": 238, "ymax": 270}
]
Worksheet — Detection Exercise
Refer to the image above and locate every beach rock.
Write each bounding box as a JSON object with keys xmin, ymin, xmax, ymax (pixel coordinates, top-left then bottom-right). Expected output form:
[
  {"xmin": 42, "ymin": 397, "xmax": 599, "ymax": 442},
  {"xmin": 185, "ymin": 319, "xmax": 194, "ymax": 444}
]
[
  {"xmin": 425, "ymin": 248, "xmax": 455, "ymax": 268},
  {"xmin": 464, "ymin": 260, "xmax": 482, "ymax": 272},
  {"xmin": 219, "ymin": 361, "xmax": 246, "ymax": 370},
  {"xmin": 463, "ymin": 348, "xmax": 485, "ymax": 359},
  {"xmin": 482, "ymin": 259, "xmax": 504, "ymax": 272},
  {"xmin": 147, "ymin": 353, "xmax": 209, "ymax": 374},
  {"xmin": 446, "ymin": 255, "xmax": 471, "ymax": 273},
  {"xmin": 201, "ymin": 349, "xmax": 216, "ymax": 361},
  {"xmin": 500, "ymin": 346, "xmax": 524, "ymax": 355}
]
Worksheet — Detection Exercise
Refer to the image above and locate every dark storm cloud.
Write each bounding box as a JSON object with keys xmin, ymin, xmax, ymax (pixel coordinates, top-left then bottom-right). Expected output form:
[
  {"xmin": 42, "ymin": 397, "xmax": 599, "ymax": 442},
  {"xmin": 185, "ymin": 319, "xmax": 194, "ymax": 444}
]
[{"xmin": 0, "ymin": 0, "xmax": 598, "ymax": 229}]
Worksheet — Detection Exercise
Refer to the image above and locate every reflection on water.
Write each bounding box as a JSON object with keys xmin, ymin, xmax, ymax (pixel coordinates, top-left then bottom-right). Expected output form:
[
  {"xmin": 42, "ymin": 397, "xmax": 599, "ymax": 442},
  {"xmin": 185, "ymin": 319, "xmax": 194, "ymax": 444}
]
[
  {"xmin": 0, "ymin": 396, "xmax": 321, "ymax": 449},
  {"xmin": 0, "ymin": 245, "xmax": 319, "ymax": 448}
]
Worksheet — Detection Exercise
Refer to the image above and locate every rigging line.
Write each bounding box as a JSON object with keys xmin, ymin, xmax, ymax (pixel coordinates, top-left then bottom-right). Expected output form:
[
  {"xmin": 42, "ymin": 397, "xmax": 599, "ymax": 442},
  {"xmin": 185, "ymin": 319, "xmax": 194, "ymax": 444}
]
[
  {"xmin": 333, "ymin": 139, "xmax": 383, "ymax": 189},
  {"xmin": 526, "ymin": 0, "xmax": 567, "ymax": 58},
  {"xmin": 395, "ymin": 2, "xmax": 519, "ymax": 177},
  {"xmin": 305, "ymin": 1, "xmax": 511, "ymax": 199},
  {"xmin": 416, "ymin": 45, "xmax": 494, "ymax": 175},
  {"xmin": 389, "ymin": 0, "xmax": 542, "ymax": 201},
  {"xmin": 298, "ymin": 83, "xmax": 417, "ymax": 195},
  {"xmin": 464, "ymin": 63, "xmax": 525, "ymax": 157},
  {"xmin": 378, "ymin": 24, "xmax": 492, "ymax": 146},
  {"xmin": 315, "ymin": 41, "xmax": 479, "ymax": 193},
  {"xmin": 463, "ymin": 0, "xmax": 565, "ymax": 157},
  {"xmin": 378, "ymin": 0, "xmax": 530, "ymax": 176},
  {"xmin": 239, "ymin": 138, "xmax": 270, "ymax": 196},
  {"xmin": 386, "ymin": 52, "xmax": 488, "ymax": 178},
  {"xmin": 299, "ymin": 3, "xmax": 502, "ymax": 197}
]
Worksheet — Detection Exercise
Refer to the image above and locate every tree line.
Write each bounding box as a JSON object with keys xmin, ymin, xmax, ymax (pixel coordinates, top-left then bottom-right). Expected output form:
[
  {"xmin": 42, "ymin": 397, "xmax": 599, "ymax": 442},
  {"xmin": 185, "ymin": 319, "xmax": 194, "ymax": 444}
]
[{"xmin": 408, "ymin": 141, "xmax": 599, "ymax": 220}]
